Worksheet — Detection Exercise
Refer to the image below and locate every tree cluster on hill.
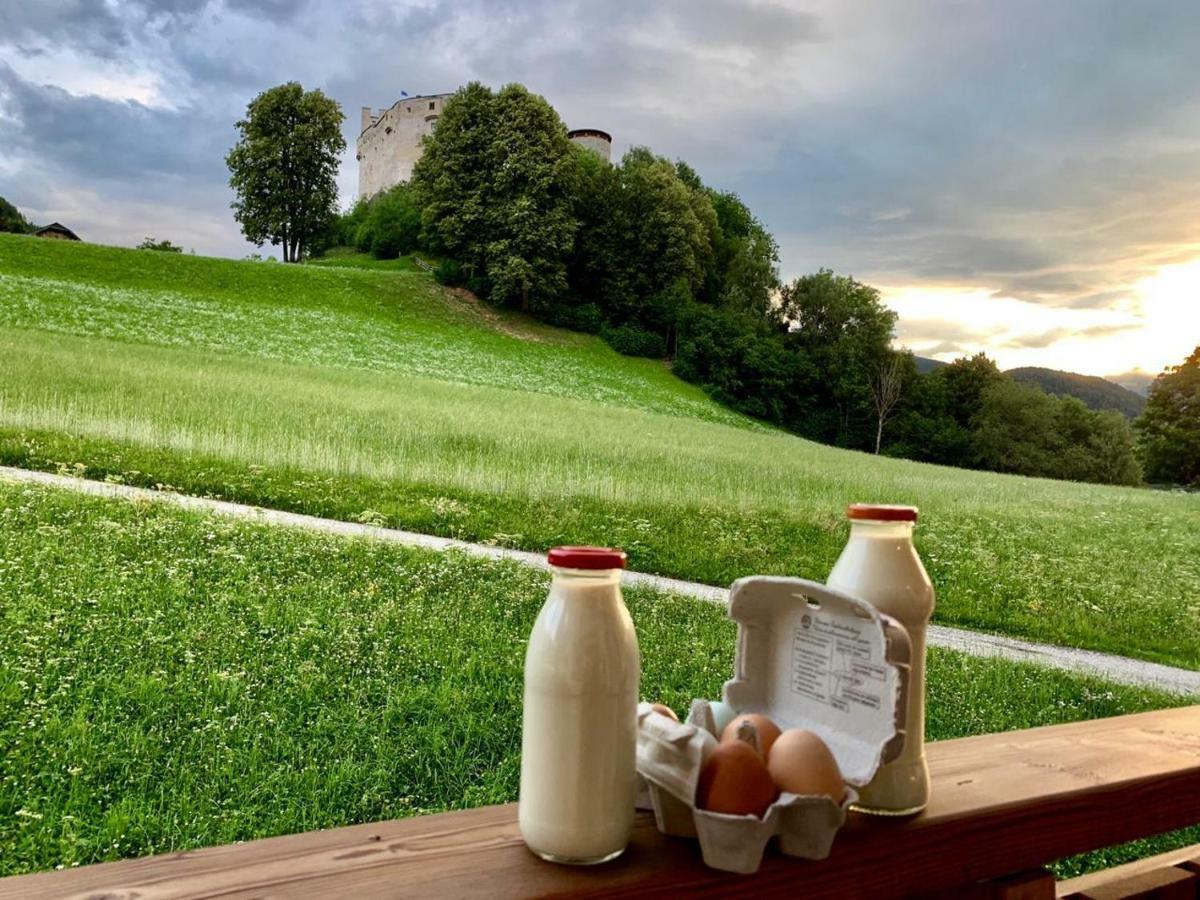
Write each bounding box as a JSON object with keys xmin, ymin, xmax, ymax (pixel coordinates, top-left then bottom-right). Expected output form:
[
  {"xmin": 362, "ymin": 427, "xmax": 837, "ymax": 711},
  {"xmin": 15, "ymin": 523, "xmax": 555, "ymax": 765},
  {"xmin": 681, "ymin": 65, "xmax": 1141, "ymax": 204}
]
[
  {"xmin": 881, "ymin": 354, "xmax": 1141, "ymax": 484},
  {"xmin": 0, "ymin": 196, "xmax": 36, "ymax": 234},
  {"xmin": 137, "ymin": 237, "xmax": 184, "ymax": 253},
  {"xmin": 1135, "ymin": 346, "xmax": 1200, "ymax": 487},
  {"xmin": 306, "ymin": 81, "xmax": 1154, "ymax": 487},
  {"xmin": 322, "ymin": 183, "xmax": 422, "ymax": 260}
]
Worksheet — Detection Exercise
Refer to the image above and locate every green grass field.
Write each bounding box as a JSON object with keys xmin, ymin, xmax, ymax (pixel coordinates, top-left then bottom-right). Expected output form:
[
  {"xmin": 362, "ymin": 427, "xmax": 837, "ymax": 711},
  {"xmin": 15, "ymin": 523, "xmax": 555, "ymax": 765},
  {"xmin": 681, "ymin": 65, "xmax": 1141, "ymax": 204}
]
[
  {"xmin": 1, "ymin": 234, "xmax": 1197, "ymax": 667},
  {"xmin": 1, "ymin": 482, "xmax": 1193, "ymax": 877}
]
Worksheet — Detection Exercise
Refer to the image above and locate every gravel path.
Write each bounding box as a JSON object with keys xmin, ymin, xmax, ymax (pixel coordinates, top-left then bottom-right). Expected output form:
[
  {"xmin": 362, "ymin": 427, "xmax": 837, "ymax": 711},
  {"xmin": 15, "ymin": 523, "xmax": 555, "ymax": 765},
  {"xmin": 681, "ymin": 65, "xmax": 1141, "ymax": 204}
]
[{"xmin": 5, "ymin": 465, "xmax": 1197, "ymax": 696}]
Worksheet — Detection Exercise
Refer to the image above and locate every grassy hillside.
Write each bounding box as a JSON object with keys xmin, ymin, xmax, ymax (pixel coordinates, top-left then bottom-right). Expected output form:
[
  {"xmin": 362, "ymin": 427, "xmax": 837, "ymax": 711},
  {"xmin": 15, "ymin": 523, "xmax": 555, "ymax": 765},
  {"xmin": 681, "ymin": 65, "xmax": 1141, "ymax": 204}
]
[
  {"xmin": 1008, "ymin": 366, "xmax": 1146, "ymax": 419},
  {"xmin": 1, "ymin": 481, "xmax": 1191, "ymax": 876},
  {"xmin": 1, "ymin": 234, "xmax": 1198, "ymax": 668},
  {"xmin": 0, "ymin": 235, "xmax": 746, "ymax": 426}
]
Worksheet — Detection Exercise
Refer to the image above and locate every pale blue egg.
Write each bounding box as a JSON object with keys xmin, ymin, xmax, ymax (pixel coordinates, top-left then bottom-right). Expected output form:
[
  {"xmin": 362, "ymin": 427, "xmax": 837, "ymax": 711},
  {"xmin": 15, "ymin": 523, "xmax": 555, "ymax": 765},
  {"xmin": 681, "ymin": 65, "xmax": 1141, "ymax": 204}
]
[{"xmin": 709, "ymin": 700, "xmax": 736, "ymax": 735}]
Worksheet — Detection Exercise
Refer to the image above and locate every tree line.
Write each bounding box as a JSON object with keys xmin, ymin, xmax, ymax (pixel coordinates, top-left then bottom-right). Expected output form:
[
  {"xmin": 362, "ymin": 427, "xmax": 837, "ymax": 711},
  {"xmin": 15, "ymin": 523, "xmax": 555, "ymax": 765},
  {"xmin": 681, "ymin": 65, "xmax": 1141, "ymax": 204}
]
[
  {"xmin": 0, "ymin": 197, "xmax": 37, "ymax": 235},
  {"xmin": 224, "ymin": 82, "xmax": 1197, "ymax": 488}
]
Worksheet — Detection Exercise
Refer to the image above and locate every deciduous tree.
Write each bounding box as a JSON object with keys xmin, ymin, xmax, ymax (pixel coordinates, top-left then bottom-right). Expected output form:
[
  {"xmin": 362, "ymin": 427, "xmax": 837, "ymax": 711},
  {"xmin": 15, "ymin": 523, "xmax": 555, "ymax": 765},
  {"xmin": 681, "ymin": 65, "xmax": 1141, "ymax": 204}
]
[
  {"xmin": 777, "ymin": 270, "xmax": 897, "ymax": 445},
  {"xmin": 226, "ymin": 82, "xmax": 345, "ymax": 263},
  {"xmin": 1135, "ymin": 346, "xmax": 1200, "ymax": 486},
  {"xmin": 413, "ymin": 82, "xmax": 577, "ymax": 312},
  {"xmin": 869, "ymin": 351, "xmax": 907, "ymax": 454}
]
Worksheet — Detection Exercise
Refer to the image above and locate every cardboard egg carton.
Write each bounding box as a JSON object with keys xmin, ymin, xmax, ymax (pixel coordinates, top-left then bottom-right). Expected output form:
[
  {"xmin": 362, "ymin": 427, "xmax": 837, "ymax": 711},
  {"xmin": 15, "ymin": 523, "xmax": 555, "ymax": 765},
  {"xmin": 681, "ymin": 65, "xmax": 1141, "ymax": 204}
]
[{"xmin": 635, "ymin": 577, "xmax": 912, "ymax": 874}]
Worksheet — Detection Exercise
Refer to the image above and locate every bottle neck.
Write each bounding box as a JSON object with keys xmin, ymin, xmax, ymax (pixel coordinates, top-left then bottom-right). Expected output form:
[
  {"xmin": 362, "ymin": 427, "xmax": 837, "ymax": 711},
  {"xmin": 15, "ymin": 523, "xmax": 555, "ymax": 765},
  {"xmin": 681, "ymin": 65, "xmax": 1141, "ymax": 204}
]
[
  {"xmin": 550, "ymin": 566, "xmax": 622, "ymax": 586},
  {"xmin": 848, "ymin": 519, "xmax": 915, "ymax": 541}
]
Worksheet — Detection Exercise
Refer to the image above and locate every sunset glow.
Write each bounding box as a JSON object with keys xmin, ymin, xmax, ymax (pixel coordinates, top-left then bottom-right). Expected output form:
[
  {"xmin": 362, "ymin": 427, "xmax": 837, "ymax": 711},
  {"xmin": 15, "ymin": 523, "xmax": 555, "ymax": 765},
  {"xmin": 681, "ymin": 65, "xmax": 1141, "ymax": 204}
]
[{"xmin": 883, "ymin": 257, "xmax": 1200, "ymax": 377}]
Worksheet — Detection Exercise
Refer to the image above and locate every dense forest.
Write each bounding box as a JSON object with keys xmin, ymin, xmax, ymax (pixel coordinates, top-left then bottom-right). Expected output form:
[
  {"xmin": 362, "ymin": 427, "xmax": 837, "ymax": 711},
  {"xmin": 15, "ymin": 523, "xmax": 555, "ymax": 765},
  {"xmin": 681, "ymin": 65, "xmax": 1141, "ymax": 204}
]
[
  {"xmin": 1008, "ymin": 368, "xmax": 1145, "ymax": 419},
  {"xmin": 318, "ymin": 83, "xmax": 1192, "ymax": 488}
]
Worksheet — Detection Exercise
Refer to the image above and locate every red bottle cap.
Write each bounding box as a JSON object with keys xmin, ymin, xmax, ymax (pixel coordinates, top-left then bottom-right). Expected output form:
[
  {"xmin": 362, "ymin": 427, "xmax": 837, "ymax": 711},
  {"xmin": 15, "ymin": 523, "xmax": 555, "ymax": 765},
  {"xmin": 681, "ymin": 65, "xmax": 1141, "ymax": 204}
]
[
  {"xmin": 547, "ymin": 546, "xmax": 628, "ymax": 569},
  {"xmin": 846, "ymin": 504, "xmax": 919, "ymax": 522}
]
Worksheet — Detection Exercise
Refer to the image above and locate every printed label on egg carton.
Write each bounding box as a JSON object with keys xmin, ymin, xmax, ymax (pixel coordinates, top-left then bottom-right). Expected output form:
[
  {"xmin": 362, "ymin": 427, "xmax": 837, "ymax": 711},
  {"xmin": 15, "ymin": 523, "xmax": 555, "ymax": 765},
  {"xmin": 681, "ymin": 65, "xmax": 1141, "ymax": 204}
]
[{"xmin": 635, "ymin": 577, "xmax": 912, "ymax": 875}]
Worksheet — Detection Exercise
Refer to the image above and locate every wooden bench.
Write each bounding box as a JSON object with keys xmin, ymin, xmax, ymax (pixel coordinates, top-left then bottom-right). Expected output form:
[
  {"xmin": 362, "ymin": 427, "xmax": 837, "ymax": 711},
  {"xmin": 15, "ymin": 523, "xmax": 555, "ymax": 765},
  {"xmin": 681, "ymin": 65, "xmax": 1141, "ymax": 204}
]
[{"xmin": 2, "ymin": 706, "xmax": 1198, "ymax": 899}]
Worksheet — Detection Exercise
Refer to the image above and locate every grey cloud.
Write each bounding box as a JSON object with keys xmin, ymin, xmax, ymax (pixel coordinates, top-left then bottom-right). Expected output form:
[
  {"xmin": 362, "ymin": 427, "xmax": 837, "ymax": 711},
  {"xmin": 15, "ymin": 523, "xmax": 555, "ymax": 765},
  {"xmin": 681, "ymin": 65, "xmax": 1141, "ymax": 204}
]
[
  {"xmin": 3, "ymin": 0, "xmax": 1200, "ymax": 306},
  {"xmin": 0, "ymin": 65, "xmax": 231, "ymax": 182},
  {"xmin": 0, "ymin": 0, "xmax": 203, "ymax": 57},
  {"xmin": 225, "ymin": 0, "xmax": 303, "ymax": 17},
  {"xmin": 656, "ymin": 0, "xmax": 821, "ymax": 53},
  {"xmin": 0, "ymin": 0, "xmax": 300, "ymax": 61},
  {"xmin": 897, "ymin": 317, "xmax": 1004, "ymax": 343},
  {"xmin": 0, "ymin": 2, "xmax": 128, "ymax": 56},
  {"xmin": 920, "ymin": 340, "xmax": 970, "ymax": 356},
  {"xmin": 999, "ymin": 323, "xmax": 1141, "ymax": 350}
]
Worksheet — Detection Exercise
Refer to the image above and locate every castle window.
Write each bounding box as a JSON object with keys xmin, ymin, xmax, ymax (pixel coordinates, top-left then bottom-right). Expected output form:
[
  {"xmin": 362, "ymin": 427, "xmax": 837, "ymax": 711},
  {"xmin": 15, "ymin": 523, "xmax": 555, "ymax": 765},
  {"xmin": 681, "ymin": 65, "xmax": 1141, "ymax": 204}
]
[
  {"xmin": 385, "ymin": 126, "xmax": 392, "ymax": 134},
  {"xmin": 406, "ymin": 106, "xmax": 411, "ymax": 112},
  {"xmin": 429, "ymin": 101, "xmax": 436, "ymax": 110}
]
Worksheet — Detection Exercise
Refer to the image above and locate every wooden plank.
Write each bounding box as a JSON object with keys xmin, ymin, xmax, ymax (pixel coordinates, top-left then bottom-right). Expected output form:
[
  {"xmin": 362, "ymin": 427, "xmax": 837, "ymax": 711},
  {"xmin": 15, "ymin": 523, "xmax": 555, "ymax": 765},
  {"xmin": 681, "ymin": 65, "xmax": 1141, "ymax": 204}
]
[
  {"xmin": 2, "ymin": 706, "xmax": 1199, "ymax": 900},
  {"xmin": 1057, "ymin": 843, "xmax": 1200, "ymax": 897},
  {"xmin": 925, "ymin": 868, "xmax": 1056, "ymax": 899},
  {"xmin": 984, "ymin": 869, "xmax": 1057, "ymax": 899},
  {"xmin": 1062, "ymin": 864, "xmax": 1196, "ymax": 899},
  {"xmin": 1179, "ymin": 854, "xmax": 1200, "ymax": 877}
]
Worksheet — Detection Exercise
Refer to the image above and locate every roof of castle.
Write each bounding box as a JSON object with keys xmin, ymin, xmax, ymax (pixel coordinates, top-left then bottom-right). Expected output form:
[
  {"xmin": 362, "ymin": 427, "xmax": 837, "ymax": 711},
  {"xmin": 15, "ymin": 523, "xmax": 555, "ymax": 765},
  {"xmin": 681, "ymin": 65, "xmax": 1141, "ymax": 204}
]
[
  {"xmin": 567, "ymin": 128, "xmax": 612, "ymax": 142},
  {"xmin": 359, "ymin": 92, "xmax": 455, "ymax": 137}
]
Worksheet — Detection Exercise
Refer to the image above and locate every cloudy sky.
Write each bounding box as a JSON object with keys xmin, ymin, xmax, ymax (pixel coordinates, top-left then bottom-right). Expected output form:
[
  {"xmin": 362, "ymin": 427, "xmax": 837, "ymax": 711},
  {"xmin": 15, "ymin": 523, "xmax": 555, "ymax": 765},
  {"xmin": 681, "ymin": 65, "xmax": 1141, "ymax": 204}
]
[{"xmin": 2, "ymin": 1, "xmax": 1198, "ymax": 377}]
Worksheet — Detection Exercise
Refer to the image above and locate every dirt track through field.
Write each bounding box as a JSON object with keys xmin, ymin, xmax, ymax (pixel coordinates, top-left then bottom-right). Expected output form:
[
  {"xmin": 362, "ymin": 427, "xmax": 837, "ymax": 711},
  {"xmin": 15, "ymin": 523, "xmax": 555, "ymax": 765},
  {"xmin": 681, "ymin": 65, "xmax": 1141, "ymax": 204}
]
[{"xmin": 4, "ymin": 465, "xmax": 1197, "ymax": 696}]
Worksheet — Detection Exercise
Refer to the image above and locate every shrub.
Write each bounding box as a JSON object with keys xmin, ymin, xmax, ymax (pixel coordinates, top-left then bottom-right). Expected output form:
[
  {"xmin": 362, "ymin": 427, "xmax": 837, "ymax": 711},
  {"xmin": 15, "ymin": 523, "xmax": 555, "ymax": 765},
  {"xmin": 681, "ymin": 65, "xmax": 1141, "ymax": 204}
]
[
  {"xmin": 547, "ymin": 302, "xmax": 604, "ymax": 334},
  {"xmin": 137, "ymin": 237, "xmax": 184, "ymax": 253},
  {"xmin": 603, "ymin": 324, "xmax": 667, "ymax": 358},
  {"xmin": 434, "ymin": 259, "xmax": 464, "ymax": 286},
  {"xmin": 348, "ymin": 185, "xmax": 421, "ymax": 259}
]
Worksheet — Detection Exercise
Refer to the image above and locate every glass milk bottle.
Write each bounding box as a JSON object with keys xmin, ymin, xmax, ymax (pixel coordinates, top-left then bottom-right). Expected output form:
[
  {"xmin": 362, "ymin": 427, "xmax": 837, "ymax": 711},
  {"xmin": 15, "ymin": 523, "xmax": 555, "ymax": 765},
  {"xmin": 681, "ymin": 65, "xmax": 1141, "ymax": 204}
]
[
  {"xmin": 519, "ymin": 547, "xmax": 640, "ymax": 864},
  {"xmin": 827, "ymin": 504, "xmax": 934, "ymax": 815}
]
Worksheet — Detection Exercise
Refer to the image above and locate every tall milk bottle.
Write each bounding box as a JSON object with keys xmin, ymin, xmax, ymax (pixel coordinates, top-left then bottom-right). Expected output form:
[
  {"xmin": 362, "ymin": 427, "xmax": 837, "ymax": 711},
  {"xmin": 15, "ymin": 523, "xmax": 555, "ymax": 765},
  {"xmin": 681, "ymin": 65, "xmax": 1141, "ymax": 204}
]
[
  {"xmin": 519, "ymin": 546, "xmax": 640, "ymax": 864},
  {"xmin": 827, "ymin": 504, "xmax": 934, "ymax": 815}
]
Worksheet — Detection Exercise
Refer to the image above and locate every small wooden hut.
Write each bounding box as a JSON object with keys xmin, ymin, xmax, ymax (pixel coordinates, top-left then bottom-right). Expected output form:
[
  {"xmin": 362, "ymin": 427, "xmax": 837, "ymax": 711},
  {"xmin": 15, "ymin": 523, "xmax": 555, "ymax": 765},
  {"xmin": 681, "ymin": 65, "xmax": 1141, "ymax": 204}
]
[{"xmin": 34, "ymin": 222, "xmax": 82, "ymax": 241}]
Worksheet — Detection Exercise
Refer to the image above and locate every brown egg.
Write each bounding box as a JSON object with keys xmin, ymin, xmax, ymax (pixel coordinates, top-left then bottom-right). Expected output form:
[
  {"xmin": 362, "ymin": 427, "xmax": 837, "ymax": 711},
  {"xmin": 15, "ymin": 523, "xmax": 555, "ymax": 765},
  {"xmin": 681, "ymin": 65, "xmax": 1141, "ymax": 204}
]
[
  {"xmin": 767, "ymin": 729, "xmax": 845, "ymax": 802},
  {"xmin": 720, "ymin": 713, "xmax": 781, "ymax": 757},
  {"xmin": 648, "ymin": 702, "xmax": 679, "ymax": 722},
  {"xmin": 696, "ymin": 735, "xmax": 779, "ymax": 817}
]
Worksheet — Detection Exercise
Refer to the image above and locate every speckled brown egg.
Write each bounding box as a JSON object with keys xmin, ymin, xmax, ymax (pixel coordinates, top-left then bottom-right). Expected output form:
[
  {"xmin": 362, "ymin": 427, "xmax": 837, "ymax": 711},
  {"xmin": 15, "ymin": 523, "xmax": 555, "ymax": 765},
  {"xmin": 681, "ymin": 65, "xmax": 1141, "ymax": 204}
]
[{"xmin": 720, "ymin": 713, "xmax": 781, "ymax": 757}]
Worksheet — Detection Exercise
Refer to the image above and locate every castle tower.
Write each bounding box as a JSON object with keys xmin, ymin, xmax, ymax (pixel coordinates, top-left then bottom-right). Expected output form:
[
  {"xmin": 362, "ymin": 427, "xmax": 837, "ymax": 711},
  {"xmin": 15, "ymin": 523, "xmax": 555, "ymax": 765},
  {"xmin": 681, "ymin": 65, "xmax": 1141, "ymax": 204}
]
[{"xmin": 567, "ymin": 129, "xmax": 612, "ymax": 163}]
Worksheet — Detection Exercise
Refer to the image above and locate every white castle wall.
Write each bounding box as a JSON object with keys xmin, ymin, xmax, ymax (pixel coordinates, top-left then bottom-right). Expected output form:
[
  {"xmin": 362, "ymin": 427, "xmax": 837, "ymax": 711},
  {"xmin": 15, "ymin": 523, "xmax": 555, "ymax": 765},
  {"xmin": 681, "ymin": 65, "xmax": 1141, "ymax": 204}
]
[{"xmin": 356, "ymin": 94, "xmax": 451, "ymax": 199}]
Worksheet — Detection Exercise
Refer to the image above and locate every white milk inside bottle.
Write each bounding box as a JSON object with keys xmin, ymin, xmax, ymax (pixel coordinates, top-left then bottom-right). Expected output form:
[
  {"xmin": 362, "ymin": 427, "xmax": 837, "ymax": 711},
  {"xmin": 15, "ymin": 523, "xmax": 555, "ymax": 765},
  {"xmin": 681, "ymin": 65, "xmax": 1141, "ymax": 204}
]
[
  {"xmin": 519, "ymin": 546, "xmax": 640, "ymax": 864},
  {"xmin": 827, "ymin": 504, "xmax": 933, "ymax": 815}
]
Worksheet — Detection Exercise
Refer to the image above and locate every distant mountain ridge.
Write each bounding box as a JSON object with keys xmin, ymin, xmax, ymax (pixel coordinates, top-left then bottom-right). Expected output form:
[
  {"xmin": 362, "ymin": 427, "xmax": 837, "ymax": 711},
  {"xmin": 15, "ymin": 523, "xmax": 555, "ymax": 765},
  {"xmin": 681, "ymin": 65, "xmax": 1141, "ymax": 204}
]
[
  {"xmin": 1106, "ymin": 370, "xmax": 1155, "ymax": 397},
  {"xmin": 1006, "ymin": 367, "xmax": 1146, "ymax": 419},
  {"xmin": 911, "ymin": 357, "xmax": 1146, "ymax": 418},
  {"xmin": 913, "ymin": 356, "xmax": 947, "ymax": 374}
]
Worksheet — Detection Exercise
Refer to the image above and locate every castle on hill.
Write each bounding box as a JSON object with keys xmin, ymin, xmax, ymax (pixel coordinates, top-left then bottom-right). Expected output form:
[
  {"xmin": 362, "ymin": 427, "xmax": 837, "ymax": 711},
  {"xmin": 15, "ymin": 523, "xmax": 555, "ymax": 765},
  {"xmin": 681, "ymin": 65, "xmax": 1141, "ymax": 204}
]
[{"xmin": 356, "ymin": 91, "xmax": 611, "ymax": 199}]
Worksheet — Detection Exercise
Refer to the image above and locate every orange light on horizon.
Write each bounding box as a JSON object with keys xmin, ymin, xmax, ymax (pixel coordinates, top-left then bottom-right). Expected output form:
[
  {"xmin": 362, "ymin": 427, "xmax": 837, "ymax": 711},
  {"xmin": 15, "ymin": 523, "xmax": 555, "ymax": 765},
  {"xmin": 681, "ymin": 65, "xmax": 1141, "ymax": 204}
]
[{"xmin": 880, "ymin": 257, "xmax": 1200, "ymax": 377}]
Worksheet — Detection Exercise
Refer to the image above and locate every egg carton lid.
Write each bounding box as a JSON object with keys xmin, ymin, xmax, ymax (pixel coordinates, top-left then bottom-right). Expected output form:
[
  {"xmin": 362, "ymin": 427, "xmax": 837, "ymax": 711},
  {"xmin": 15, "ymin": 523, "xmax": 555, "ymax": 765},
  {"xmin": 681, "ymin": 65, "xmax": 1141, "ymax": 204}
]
[{"xmin": 721, "ymin": 576, "xmax": 912, "ymax": 788}]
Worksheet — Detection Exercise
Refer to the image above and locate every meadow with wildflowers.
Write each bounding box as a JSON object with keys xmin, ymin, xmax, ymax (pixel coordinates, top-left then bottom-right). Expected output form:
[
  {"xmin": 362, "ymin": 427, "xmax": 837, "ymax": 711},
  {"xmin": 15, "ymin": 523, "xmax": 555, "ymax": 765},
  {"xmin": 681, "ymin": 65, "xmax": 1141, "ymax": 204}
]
[
  {"xmin": 0, "ymin": 482, "xmax": 1193, "ymax": 876},
  {"xmin": 0, "ymin": 234, "xmax": 1198, "ymax": 669}
]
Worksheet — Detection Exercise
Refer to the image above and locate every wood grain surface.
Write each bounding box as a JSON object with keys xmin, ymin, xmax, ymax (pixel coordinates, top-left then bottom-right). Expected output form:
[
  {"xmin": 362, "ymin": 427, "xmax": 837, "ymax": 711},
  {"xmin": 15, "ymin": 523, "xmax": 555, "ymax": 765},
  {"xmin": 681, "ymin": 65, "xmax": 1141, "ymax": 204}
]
[{"xmin": 3, "ymin": 706, "xmax": 1198, "ymax": 900}]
